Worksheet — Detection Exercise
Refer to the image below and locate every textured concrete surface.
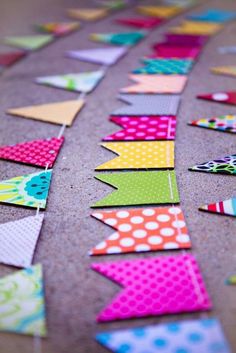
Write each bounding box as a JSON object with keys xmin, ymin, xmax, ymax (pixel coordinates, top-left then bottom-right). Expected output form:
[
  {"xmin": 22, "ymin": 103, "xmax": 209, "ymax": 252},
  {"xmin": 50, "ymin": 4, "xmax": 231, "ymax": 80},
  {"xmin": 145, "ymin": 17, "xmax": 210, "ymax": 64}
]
[{"xmin": 0, "ymin": 0, "xmax": 236, "ymax": 352}]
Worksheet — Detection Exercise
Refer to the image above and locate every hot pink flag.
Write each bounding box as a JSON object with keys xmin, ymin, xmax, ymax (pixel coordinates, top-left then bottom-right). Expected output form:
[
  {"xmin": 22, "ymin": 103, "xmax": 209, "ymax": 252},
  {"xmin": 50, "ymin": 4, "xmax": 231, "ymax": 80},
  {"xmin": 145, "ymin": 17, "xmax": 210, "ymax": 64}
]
[
  {"xmin": 115, "ymin": 17, "xmax": 163, "ymax": 28},
  {"xmin": 150, "ymin": 43, "xmax": 201, "ymax": 59},
  {"xmin": 165, "ymin": 33, "xmax": 209, "ymax": 46}
]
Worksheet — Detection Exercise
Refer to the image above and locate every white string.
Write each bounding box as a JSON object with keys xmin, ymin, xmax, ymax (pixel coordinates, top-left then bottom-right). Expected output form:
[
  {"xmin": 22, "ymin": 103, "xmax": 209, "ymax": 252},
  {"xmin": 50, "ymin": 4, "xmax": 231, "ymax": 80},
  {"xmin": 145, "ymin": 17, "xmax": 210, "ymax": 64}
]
[
  {"xmin": 167, "ymin": 116, "xmax": 172, "ymax": 140},
  {"xmin": 58, "ymin": 124, "xmax": 66, "ymax": 139},
  {"xmin": 77, "ymin": 92, "xmax": 86, "ymax": 101},
  {"xmin": 33, "ymin": 334, "xmax": 41, "ymax": 353},
  {"xmin": 168, "ymin": 170, "xmax": 174, "ymax": 200}
]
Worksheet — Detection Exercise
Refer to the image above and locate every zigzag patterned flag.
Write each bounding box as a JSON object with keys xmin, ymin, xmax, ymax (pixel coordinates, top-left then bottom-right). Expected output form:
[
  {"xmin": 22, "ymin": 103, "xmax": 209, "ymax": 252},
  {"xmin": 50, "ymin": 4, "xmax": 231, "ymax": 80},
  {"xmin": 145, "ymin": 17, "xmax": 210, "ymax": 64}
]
[
  {"xmin": 199, "ymin": 198, "xmax": 236, "ymax": 217},
  {"xmin": 189, "ymin": 154, "xmax": 236, "ymax": 175}
]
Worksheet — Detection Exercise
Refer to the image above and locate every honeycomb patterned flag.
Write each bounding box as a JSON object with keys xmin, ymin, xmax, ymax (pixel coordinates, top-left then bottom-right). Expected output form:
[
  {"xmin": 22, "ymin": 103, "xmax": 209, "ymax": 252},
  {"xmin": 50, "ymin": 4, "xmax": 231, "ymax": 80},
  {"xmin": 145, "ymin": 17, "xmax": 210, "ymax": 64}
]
[
  {"xmin": 189, "ymin": 115, "xmax": 236, "ymax": 134},
  {"xmin": 35, "ymin": 22, "xmax": 80, "ymax": 36},
  {"xmin": 199, "ymin": 197, "xmax": 236, "ymax": 217},
  {"xmin": 90, "ymin": 206, "xmax": 191, "ymax": 255},
  {"xmin": 133, "ymin": 58, "xmax": 194, "ymax": 75},
  {"xmin": 197, "ymin": 91, "xmax": 236, "ymax": 106},
  {"xmin": 189, "ymin": 154, "xmax": 236, "ymax": 175},
  {"xmin": 4, "ymin": 35, "xmax": 54, "ymax": 51},
  {"xmin": 92, "ymin": 254, "xmax": 212, "ymax": 322},
  {"xmin": 0, "ymin": 136, "xmax": 64, "ymax": 168}
]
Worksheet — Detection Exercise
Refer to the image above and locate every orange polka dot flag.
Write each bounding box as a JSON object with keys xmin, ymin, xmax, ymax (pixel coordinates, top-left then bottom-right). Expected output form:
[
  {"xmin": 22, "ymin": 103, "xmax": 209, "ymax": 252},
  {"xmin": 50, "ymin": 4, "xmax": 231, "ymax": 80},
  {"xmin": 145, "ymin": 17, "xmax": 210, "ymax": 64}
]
[{"xmin": 90, "ymin": 207, "xmax": 191, "ymax": 255}]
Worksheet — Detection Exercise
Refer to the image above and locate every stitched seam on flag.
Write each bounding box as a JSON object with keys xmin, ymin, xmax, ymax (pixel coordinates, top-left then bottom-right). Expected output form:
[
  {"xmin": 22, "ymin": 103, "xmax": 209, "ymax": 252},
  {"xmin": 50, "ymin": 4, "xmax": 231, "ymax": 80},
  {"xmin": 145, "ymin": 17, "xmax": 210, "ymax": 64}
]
[
  {"xmin": 173, "ymin": 211, "xmax": 183, "ymax": 236},
  {"xmin": 186, "ymin": 259, "xmax": 205, "ymax": 305},
  {"xmin": 168, "ymin": 170, "xmax": 174, "ymax": 200},
  {"xmin": 167, "ymin": 117, "xmax": 172, "ymax": 139}
]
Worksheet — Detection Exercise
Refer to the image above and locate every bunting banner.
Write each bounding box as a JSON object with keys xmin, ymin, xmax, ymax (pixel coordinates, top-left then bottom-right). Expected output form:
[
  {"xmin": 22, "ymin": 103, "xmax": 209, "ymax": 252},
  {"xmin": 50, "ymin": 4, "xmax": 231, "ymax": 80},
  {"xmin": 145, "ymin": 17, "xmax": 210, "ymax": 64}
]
[
  {"xmin": 4, "ymin": 35, "xmax": 54, "ymax": 51},
  {"xmin": 103, "ymin": 116, "xmax": 177, "ymax": 141},
  {"xmin": 92, "ymin": 254, "xmax": 211, "ymax": 322},
  {"xmin": 189, "ymin": 154, "xmax": 236, "ymax": 175},
  {"xmin": 165, "ymin": 33, "xmax": 209, "ymax": 46},
  {"xmin": 96, "ymin": 318, "xmax": 231, "ymax": 353},
  {"xmin": 66, "ymin": 47, "xmax": 128, "ymax": 66},
  {"xmin": 90, "ymin": 206, "xmax": 191, "ymax": 255},
  {"xmin": 0, "ymin": 264, "xmax": 47, "ymax": 336},
  {"xmin": 35, "ymin": 22, "xmax": 80, "ymax": 36},
  {"xmin": 199, "ymin": 198, "xmax": 236, "ymax": 217},
  {"xmin": 0, "ymin": 214, "xmax": 44, "ymax": 267},
  {"xmin": 133, "ymin": 58, "xmax": 194, "ymax": 75},
  {"xmin": 97, "ymin": 0, "xmax": 127, "ymax": 10},
  {"xmin": 35, "ymin": 70, "xmax": 105, "ymax": 93},
  {"xmin": 188, "ymin": 8, "xmax": 236, "ymax": 23},
  {"xmin": 115, "ymin": 17, "xmax": 163, "ymax": 28},
  {"xmin": 95, "ymin": 141, "xmax": 175, "ymax": 170},
  {"xmin": 67, "ymin": 8, "xmax": 109, "ymax": 21},
  {"xmin": 92, "ymin": 170, "xmax": 180, "ymax": 207},
  {"xmin": 151, "ymin": 43, "xmax": 201, "ymax": 59},
  {"xmin": 136, "ymin": 5, "xmax": 182, "ymax": 18},
  {"xmin": 90, "ymin": 31, "xmax": 146, "ymax": 46},
  {"xmin": 0, "ymin": 170, "xmax": 53, "ymax": 208},
  {"xmin": 120, "ymin": 74, "xmax": 187, "ymax": 94},
  {"xmin": 7, "ymin": 99, "xmax": 85, "ymax": 126},
  {"xmin": 189, "ymin": 115, "xmax": 236, "ymax": 134},
  {"xmin": 226, "ymin": 275, "xmax": 236, "ymax": 285},
  {"xmin": 112, "ymin": 94, "xmax": 181, "ymax": 116},
  {"xmin": 0, "ymin": 51, "xmax": 26, "ymax": 68},
  {"xmin": 211, "ymin": 66, "xmax": 236, "ymax": 78},
  {"xmin": 0, "ymin": 136, "xmax": 64, "ymax": 168},
  {"xmin": 197, "ymin": 91, "xmax": 236, "ymax": 106},
  {"xmin": 168, "ymin": 21, "xmax": 223, "ymax": 36}
]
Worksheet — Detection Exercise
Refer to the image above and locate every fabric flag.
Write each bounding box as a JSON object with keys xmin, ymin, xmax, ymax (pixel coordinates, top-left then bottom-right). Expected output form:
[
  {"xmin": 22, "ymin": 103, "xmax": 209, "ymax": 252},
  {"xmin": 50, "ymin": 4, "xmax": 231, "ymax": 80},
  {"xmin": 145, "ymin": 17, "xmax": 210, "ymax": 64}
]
[
  {"xmin": 0, "ymin": 264, "xmax": 47, "ymax": 336},
  {"xmin": 226, "ymin": 275, "xmax": 236, "ymax": 285},
  {"xmin": 168, "ymin": 21, "xmax": 223, "ymax": 35},
  {"xmin": 163, "ymin": 0, "xmax": 198, "ymax": 7},
  {"xmin": 0, "ymin": 170, "xmax": 53, "ymax": 209},
  {"xmin": 0, "ymin": 51, "xmax": 26, "ymax": 68},
  {"xmin": 96, "ymin": 318, "xmax": 231, "ymax": 353},
  {"xmin": 35, "ymin": 22, "xmax": 80, "ymax": 36},
  {"xmin": 188, "ymin": 8, "xmax": 236, "ymax": 23},
  {"xmin": 115, "ymin": 17, "xmax": 163, "ymax": 28},
  {"xmin": 165, "ymin": 33, "xmax": 209, "ymax": 46},
  {"xmin": 211, "ymin": 66, "xmax": 236, "ymax": 78},
  {"xmin": 4, "ymin": 35, "xmax": 54, "ymax": 51},
  {"xmin": 189, "ymin": 115, "xmax": 236, "ymax": 134},
  {"xmin": 218, "ymin": 46, "xmax": 236, "ymax": 54},
  {"xmin": 92, "ymin": 170, "xmax": 179, "ymax": 207},
  {"xmin": 66, "ymin": 47, "xmax": 128, "ymax": 66},
  {"xmin": 0, "ymin": 214, "xmax": 44, "ymax": 268},
  {"xmin": 67, "ymin": 8, "xmax": 109, "ymax": 21},
  {"xmin": 90, "ymin": 206, "xmax": 191, "ymax": 255},
  {"xmin": 92, "ymin": 254, "xmax": 211, "ymax": 322},
  {"xmin": 189, "ymin": 154, "xmax": 236, "ymax": 175},
  {"xmin": 0, "ymin": 136, "xmax": 64, "ymax": 168},
  {"xmin": 197, "ymin": 92, "xmax": 236, "ymax": 106},
  {"xmin": 151, "ymin": 43, "xmax": 201, "ymax": 59},
  {"xmin": 112, "ymin": 94, "xmax": 180, "ymax": 116},
  {"xmin": 90, "ymin": 31, "xmax": 146, "ymax": 46},
  {"xmin": 137, "ymin": 5, "xmax": 182, "ymax": 18},
  {"xmin": 120, "ymin": 74, "xmax": 187, "ymax": 93},
  {"xmin": 35, "ymin": 70, "xmax": 105, "ymax": 94},
  {"xmin": 133, "ymin": 58, "xmax": 194, "ymax": 75},
  {"xmin": 95, "ymin": 141, "xmax": 175, "ymax": 170},
  {"xmin": 199, "ymin": 198, "xmax": 236, "ymax": 217},
  {"xmin": 96, "ymin": 0, "xmax": 127, "ymax": 10},
  {"xmin": 103, "ymin": 116, "xmax": 177, "ymax": 141}
]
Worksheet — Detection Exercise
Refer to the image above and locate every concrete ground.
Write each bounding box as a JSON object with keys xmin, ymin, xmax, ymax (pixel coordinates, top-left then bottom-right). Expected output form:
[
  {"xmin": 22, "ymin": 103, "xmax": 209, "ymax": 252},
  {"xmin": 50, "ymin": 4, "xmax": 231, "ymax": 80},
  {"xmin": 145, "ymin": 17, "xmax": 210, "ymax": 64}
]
[{"xmin": 0, "ymin": 0, "xmax": 236, "ymax": 352}]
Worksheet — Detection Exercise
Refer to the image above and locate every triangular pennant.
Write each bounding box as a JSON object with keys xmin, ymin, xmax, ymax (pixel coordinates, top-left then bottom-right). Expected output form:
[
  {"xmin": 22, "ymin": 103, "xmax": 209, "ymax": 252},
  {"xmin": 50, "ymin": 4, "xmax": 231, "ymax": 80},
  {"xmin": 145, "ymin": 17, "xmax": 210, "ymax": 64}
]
[
  {"xmin": 169, "ymin": 21, "xmax": 223, "ymax": 35},
  {"xmin": 0, "ymin": 214, "xmax": 44, "ymax": 267},
  {"xmin": 92, "ymin": 170, "xmax": 179, "ymax": 207},
  {"xmin": 151, "ymin": 43, "xmax": 201, "ymax": 59},
  {"xmin": 189, "ymin": 154, "xmax": 236, "ymax": 175},
  {"xmin": 4, "ymin": 35, "xmax": 53, "ymax": 51},
  {"xmin": 103, "ymin": 116, "xmax": 177, "ymax": 141},
  {"xmin": 163, "ymin": 0, "xmax": 198, "ymax": 8},
  {"xmin": 133, "ymin": 58, "xmax": 194, "ymax": 75},
  {"xmin": 113, "ymin": 94, "xmax": 180, "ymax": 116},
  {"xmin": 67, "ymin": 8, "xmax": 109, "ymax": 21},
  {"xmin": 189, "ymin": 115, "xmax": 236, "ymax": 133},
  {"xmin": 137, "ymin": 5, "xmax": 182, "ymax": 18},
  {"xmin": 7, "ymin": 100, "xmax": 84, "ymax": 126},
  {"xmin": 90, "ymin": 31, "xmax": 146, "ymax": 46},
  {"xmin": 0, "ymin": 51, "xmax": 26, "ymax": 67},
  {"xmin": 199, "ymin": 197, "xmax": 236, "ymax": 217},
  {"xmin": 121, "ymin": 74, "xmax": 187, "ymax": 93},
  {"xmin": 197, "ymin": 91, "xmax": 236, "ymax": 106},
  {"xmin": 35, "ymin": 70, "xmax": 105, "ymax": 93},
  {"xmin": 66, "ymin": 47, "xmax": 128, "ymax": 66},
  {"xmin": 226, "ymin": 275, "xmax": 236, "ymax": 285},
  {"xmin": 165, "ymin": 33, "xmax": 209, "ymax": 46},
  {"xmin": 0, "ymin": 170, "xmax": 53, "ymax": 209},
  {"xmin": 92, "ymin": 254, "xmax": 211, "ymax": 322},
  {"xmin": 188, "ymin": 8, "xmax": 236, "ymax": 23},
  {"xmin": 218, "ymin": 46, "xmax": 236, "ymax": 54},
  {"xmin": 90, "ymin": 206, "xmax": 191, "ymax": 255},
  {"xmin": 0, "ymin": 136, "xmax": 64, "ymax": 168},
  {"xmin": 95, "ymin": 141, "xmax": 175, "ymax": 170},
  {"xmin": 211, "ymin": 66, "xmax": 236, "ymax": 78},
  {"xmin": 0, "ymin": 264, "xmax": 47, "ymax": 336},
  {"xmin": 36, "ymin": 22, "xmax": 80, "ymax": 36},
  {"xmin": 97, "ymin": 0, "xmax": 127, "ymax": 10},
  {"xmin": 115, "ymin": 17, "xmax": 163, "ymax": 28},
  {"xmin": 96, "ymin": 318, "xmax": 230, "ymax": 353}
]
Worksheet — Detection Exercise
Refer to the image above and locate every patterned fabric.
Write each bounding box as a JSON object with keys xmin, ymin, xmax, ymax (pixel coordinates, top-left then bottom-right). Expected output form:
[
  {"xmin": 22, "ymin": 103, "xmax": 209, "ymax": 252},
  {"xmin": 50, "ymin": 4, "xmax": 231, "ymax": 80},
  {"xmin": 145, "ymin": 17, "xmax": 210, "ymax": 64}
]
[
  {"xmin": 189, "ymin": 115, "xmax": 236, "ymax": 133},
  {"xmin": 103, "ymin": 116, "xmax": 177, "ymax": 141},
  {"xmin": 7, "ymin": 99, "xmax": 85, "ymax": 126},
  {"xmin": 95, "ymin": 141, "xmax": 175, "ymax": 170},
  {"xmin": 189, "ymin": 154, "xmax": 236, "ymax": 175},
  {"xmin": 0, "ymin": 214, "xmax": 44, "ymax": 267},
  {"xmin": 4, "ymin": 35, "xmax": 53, "ymax": 50},
  {"xmin": 96, "ymin": 318, "xmax": 231, "ymax": 353},
  {"xmin": 165, "ymin": 33, "xmax": 209, "ymax": 46},
  {"xmin": 151, "ymin": 43, "xmax": 201, "ymax": 58},
  {"xmin": 226, "ymin": 275, "xmax": 236, "ymax": 285},
  {"xmin": 0, "ymin": 170, "xmax": 52, "ymax": 209},
  {"xmin": 133, "ymin": 58, "xmax": 194, "ymax": 75},
  {"xmin": 137, "ymin": 5, "xmax": 182, "ymax": 18},
  {"xmin": 197, "ymin": 91, "xmax": 236, "ymax": 106},
  {"xmin": 36, "ymin": 22, "xmax": 80, "ymax": 36},
  {"xmin": 92, "ymin": 170, "xmax": 179, "ymax": 207},
  {"xmin": 113, "ymin": 94, "xmax": 180, "ymax": 116},
  {"xmin": 0, "ymin": 136, "xmax": 64, "ymax": 168},
  {"xmin": 0, "ymin": 51, "xmax": 26, "ymax": 67},
  {"xmin": 115, "ymin": 17, "xmax": 163, "ymax": 28},
  {"xmin": 90, "ymin": 206, "xmax": 191, "ymax": 255},
  {"xmin": 67, "ymin": 8, "xmax": 109, "ymax": 21},
  {"xmin": 188, "ymin": 8, "xmax": 236, "ymax": 23},
  {"xmin": 90, "ymin": 31, "xmax": 146, "ymax": 46},
  {"xmin": 0, "ymin": 264, "xmax": 47, "ymax": 336},
  {"xmin": 169, "ymin": 21, "xmax": 223, "ymax": 35},
  {"xmin": 35, "ymin": 70, "xmax": 105, "ymax": 93},
  {"xmin": 199, "ymin": 198, "xmax": 236, "ymax": 217},
  {"xmin": 92, "ymin": 254, "xmax": 212, "ymax": 322},
  {"xmin": 211, "ymin": 66, "xmax": 236, "ymax": 78}
]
